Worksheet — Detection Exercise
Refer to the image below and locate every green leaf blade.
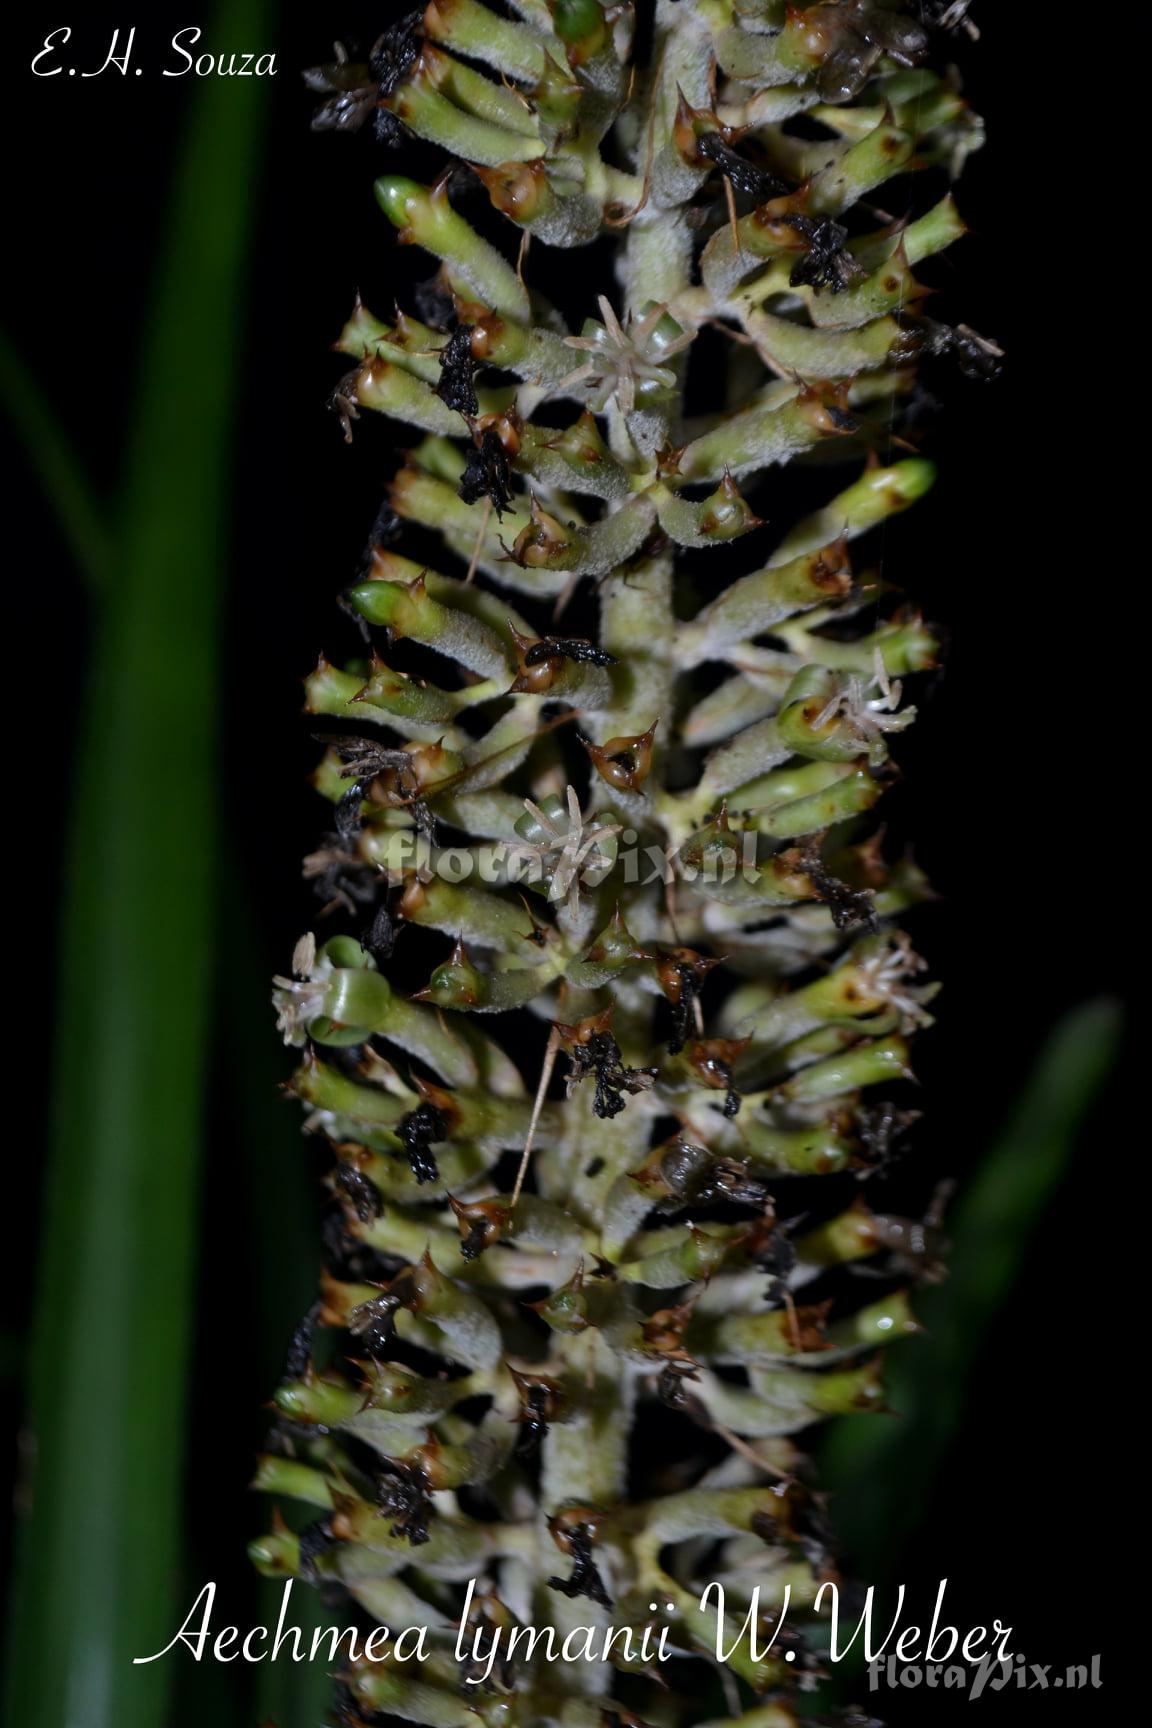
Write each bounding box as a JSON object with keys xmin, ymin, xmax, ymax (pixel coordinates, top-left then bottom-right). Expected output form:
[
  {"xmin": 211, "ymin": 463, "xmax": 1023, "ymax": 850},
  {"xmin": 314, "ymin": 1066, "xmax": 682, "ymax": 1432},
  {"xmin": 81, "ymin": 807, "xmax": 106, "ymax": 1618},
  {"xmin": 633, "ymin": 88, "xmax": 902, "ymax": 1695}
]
[{"xmin": 5, "ymin": 6, "xmax": 270, "ymax": 1725}]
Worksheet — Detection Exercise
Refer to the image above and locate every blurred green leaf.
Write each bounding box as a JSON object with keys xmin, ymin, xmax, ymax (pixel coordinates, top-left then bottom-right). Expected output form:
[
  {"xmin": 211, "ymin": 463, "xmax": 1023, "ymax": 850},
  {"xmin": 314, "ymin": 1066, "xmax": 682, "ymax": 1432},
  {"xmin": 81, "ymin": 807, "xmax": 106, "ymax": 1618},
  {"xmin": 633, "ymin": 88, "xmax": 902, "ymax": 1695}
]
[
  {"xmin": 256, "ymin": 1581, "xmax": 340, "ymax": 1728},
  {"xmin": 0, "ymin": 326, "xmax": 111, "ymax": 588},
  {"xmin": 821, "ymin": 996, "xmax": 1121, "ymax": 1568},
  {"xmin": 4, "ymin": 3, "xmax": 269, "ymax": 1725}
]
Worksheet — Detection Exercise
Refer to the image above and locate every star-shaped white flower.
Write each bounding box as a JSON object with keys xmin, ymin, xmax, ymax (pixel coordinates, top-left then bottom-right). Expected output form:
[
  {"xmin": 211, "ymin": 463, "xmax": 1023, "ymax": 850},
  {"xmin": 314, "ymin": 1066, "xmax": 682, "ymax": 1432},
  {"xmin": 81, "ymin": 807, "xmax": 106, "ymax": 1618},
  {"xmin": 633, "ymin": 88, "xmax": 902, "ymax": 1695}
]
[
  {"xmin": 856, "ymin": 932, "xmax": 934, "ymax": 1030},
  {"xmin": 810, "ymin": 649, "xmax": 916, "ymax": 765},
  {"xmin": 510, "ymin": 784, "xmax": 621, "ymax": 912},
  {"xmin": 558, "ymin": 296, "xmax": 693, "ymax": 418}
]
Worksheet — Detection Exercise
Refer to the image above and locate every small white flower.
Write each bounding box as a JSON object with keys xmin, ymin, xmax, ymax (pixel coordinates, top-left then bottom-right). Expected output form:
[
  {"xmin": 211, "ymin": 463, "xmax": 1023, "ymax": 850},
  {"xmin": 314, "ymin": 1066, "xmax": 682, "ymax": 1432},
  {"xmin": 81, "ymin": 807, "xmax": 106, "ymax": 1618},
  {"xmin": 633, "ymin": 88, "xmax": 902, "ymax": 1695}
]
[
  {"xmin": 510, "ymin": 784, "xmax": 621, "ymax": 913},
  {"xmin": 272, "ymin": 978, "xmax": 330, "ymax": 1046},
  {"xmin": 856, "ymin": 933, "xmax": 933, "ymax": 1029},
  {"xmin": 811, "ymin": 650, "xmax": 916, "ymax": 765},
  {"xmin": 557, "ymin": 296, "xmax": 693, "ymax": 418},
  {"xmin": 272, "ymin": 935, "xmax": 333, "ymax": 1045}
]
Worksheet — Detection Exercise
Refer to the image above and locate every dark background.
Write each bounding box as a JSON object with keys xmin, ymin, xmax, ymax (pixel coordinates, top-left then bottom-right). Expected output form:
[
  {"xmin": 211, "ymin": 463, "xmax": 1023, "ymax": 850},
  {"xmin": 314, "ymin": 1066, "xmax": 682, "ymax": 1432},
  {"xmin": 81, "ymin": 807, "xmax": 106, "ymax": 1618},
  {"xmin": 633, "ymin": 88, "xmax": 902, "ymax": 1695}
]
[{"xmin": 2, "ymin": 5, "xmax": 1125, "ymax": 1723}]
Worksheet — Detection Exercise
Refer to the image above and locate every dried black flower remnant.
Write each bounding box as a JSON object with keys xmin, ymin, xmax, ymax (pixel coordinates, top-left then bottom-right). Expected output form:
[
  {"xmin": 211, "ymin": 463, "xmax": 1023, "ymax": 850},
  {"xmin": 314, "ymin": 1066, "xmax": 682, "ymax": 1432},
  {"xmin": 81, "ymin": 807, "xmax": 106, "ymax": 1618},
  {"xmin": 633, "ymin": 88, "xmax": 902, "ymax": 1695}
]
[
  {"xmin": 435, "ymin": 323, "xmax": 479, "ymax": 416},
  {"xmin": 316, "ymin": 733, "xmax": 417, "ymax": 788},
  {"xmin": 304, "ymin": 52, "xmax": 380, "ymax": 135},
  {"xmin": 659, "ymin": 1140, "xmax": 769, "ymax": 1210},
  {"xmin": 657, "ymin": 1359, "xmax": 707, "ymax": 1420},
  {"xmin": 377, "ymin": 1457, "xmax": 433, "ymax": 1545},
  {"xmin": 394, "ymin": 1101, "xmax": 448, "ymax": 1184},
  {"xmin": 329, "ymin": 368, "xmax": 361, "ymax": 442},
  {"xmin": 336, "ymin": 1161, "xmax": 382, "ymax": 1223},
  {"xmin": 448, "ymin": 1193, "xmax": 510, "ymax": 1263},
  {"xmin": 459, "ymin": 427, "xmax": 514, "ymax": 515},
  {"xmin": 698, "ymin": 133, "xmax": 790, "ymax": 201},
  {"xmin": 316, "ymin": 733, "xmax": 436, "ymax": 843},
  {"xmin": 284, "ymin": 1301, "xmax": 320, "ymax": 1379},
  {"xmin": 562, "ymin": 1025, "xmax": 658, "ymax": 1121},
  {"xmin": 548, "ymin": 1522, "xmax": 613, "ymax": 1609},
  {"xmin": 459, "ymin": 1621, "xmax": 517, "ymax": 1693},
  {"xmin": 657, "ymin": 950, "xmax": 718, "ymax": 1056},
  {"xmin": 921, "ymin": 317, "xmax": 1004, "ymax": 381},
  {"xmin": 757, "ymin": 1228, "xmax": 798, "ymax": 1302},
  {"xmin": 816, "ymin": 2, "xmax": 928, "ymax": 103},
  {"xmin": 523, "ymin": 637, "xmax": 616, "ymax": 669},
  {"xmin": 788, "ymin": 215, "xmax": 865, "ymax": 294},
  {"xmin": 919, "ymin": 0, "xmax": 975, "ymax": 28},
  {"xmin": 297, "ymin": 1516, "xmax": 336, "ymax": 1581},
  {"xmin": 348, "ymin": 1291, "xmax": 401, "ymax": 1358},
  {"xmin": 361, "ymin": 897, "xmax": 397, "ymax": 963},
  {"xmin": 335, "ymin": 780, "xmax": 366, "ymax": 845},
  {"xmin": 511, "ymin": 1371, "xmax": 564, "ymax": 1459},
  {"xmin": 362, "ymin": 499, "xmax": 402, "ymax": 565},
  {"xmin": 370, "ymin": 13, "xmax": 422, "ymax": 99},
  {"xmin": 666, "ymin": 983, "xmax": 695, "ymax": 1056},
  {"xmin": 868, "ymin": 1180, "xmax": 954, "ymax": 1283},
  {"xmin": 798, "ymin": 832, "xmax": 878, "ymax": 931},
  {"xmin": 304, "ymin": 15, "xmax": 422, "ymax": 145},
  {"xmin": 306, "ymin": 842, "xmax": 376, "ymax": 917},
  {"xmin": 516, "ymin": 1386, "xmax": 549, "ymax": 1456},
  {"xmin": 458, "ymin": 1217, "xmax": 489, "ymax": 1262},
  {"xmin": 857, "ymin": 1099, "xmax": 921, "ymax": 1173}
]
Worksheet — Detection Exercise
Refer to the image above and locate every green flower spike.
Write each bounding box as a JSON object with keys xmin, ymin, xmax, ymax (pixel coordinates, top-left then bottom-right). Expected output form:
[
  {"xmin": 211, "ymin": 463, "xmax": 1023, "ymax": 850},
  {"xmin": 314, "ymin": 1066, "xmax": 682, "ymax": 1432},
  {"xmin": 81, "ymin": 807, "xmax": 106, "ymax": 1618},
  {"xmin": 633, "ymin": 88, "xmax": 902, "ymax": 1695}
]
[{"xmin": 260, "ymin": 6, "xmax": 996, "ymax": 1723}]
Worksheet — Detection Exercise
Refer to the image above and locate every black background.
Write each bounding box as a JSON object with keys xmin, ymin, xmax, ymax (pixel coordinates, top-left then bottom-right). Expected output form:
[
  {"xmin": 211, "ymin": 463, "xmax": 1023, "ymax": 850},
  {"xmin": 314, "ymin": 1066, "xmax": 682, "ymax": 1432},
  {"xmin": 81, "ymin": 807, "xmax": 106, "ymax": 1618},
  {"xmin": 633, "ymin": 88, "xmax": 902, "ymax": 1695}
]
[{"xmin": 2, "ymin": 5, "xmax": 1127, "ymax": 1723}]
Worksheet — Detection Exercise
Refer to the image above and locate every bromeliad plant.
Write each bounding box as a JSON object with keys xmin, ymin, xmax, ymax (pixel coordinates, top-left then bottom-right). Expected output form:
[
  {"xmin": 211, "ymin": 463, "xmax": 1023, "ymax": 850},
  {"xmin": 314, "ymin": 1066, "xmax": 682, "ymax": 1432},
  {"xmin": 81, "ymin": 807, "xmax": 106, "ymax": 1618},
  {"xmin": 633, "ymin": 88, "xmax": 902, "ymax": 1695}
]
[{"xmin": 255, "ymin": 2, "xmax": 989, "ymax": 1721}]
